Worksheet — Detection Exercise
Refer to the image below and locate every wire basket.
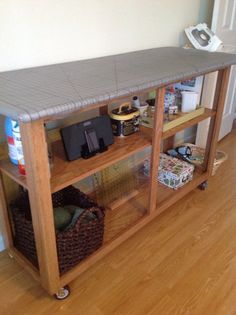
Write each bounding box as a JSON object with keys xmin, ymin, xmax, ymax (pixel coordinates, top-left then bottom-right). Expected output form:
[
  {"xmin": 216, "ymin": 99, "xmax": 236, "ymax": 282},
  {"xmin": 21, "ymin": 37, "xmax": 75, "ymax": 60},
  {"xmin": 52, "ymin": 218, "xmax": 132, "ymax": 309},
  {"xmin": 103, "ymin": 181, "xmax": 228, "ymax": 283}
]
[{"xmin": 10, "ymin": 185, "xmax": 105, "ymax": 274}]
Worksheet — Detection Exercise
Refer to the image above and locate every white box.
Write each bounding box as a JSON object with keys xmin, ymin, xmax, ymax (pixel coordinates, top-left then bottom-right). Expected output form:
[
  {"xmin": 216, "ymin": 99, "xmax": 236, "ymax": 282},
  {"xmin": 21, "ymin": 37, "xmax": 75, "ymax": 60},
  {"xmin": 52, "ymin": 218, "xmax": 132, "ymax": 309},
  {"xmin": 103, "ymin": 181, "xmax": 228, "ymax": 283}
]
[
  {"xmin": 143, "ymin": 153, "xmax": 195, "ymax": 189},
  {"xmin": 158, "ymin": 154, "xmax": 195, "ymax": 189}
]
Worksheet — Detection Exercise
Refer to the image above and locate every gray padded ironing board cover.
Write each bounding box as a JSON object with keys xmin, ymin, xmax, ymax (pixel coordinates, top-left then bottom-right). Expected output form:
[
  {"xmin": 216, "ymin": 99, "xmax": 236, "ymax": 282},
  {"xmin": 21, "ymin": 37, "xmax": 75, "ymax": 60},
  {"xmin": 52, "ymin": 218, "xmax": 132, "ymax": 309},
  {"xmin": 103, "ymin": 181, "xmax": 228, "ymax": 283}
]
[{"xmin": 0, "ymin": 47, "xmax": 236, "ymax": 122}]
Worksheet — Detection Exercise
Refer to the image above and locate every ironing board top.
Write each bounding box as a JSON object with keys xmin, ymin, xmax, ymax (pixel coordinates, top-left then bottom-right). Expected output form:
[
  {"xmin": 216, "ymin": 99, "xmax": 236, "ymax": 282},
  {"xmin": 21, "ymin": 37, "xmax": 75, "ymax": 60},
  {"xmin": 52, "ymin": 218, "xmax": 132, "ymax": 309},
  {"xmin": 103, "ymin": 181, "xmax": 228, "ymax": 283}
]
[{"xmin": 1, "ymin": 46, "xmax": 236, "ymax": 122}]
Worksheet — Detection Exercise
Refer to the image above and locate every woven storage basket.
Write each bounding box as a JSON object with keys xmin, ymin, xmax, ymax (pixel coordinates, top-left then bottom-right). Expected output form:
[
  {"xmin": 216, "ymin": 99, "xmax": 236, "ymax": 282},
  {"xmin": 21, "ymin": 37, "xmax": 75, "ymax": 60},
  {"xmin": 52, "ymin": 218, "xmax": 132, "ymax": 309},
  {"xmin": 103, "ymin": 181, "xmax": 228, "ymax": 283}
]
[
  {"xmin": 183, "ymin": 143, "xmax": 228, "ymax": 175},
  {"xmin": 11, "ymin": 185, "xmax": 105, "ymax": 274}
]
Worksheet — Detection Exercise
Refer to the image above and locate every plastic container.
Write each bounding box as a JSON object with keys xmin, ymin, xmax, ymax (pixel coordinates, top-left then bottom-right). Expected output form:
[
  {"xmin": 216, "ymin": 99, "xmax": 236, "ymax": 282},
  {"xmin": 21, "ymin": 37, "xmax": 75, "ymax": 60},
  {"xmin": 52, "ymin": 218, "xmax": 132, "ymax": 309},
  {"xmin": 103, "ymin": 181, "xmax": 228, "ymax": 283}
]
[
  {"xmin": 132, "ymin": 96, "xmax": 148, "ymax": 116},
  {"xmin": 11, "ymin": 120, "xmax": 26, "ymax": 175},
  {"xmin": 4, "ymin": 117, "xmax": 18, "ymax": 165},
  {"xmin": 181, "ymin": 91, "xmax": 198, "ymax": 112},
  {"xmin": 110, "ymin": 102, "xmax": 140, "ymax": 136},
  {"xmin": 132, "ymin": 96, "xmax": 141, "ymax": 108},
  {"xmin": 164, "ymin": 86, "xmax": 176, "ymax": 113}
]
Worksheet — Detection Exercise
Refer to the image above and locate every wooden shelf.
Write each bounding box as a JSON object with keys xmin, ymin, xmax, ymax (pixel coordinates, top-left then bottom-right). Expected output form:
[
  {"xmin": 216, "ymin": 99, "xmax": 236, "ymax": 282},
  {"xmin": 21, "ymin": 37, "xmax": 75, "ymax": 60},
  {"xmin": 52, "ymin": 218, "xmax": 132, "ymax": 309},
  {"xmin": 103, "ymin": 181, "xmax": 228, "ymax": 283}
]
[
  {"xmin": 140, "ymin": 108, "xmax": 216, "ymax": 139},
  {"xmin": 0, "ymin": 127, "xmax": 152, "ymax": 193},
  {"xmin": 50, "ymin": 127, "xmax": 152, "ymax": 193},
  {"xmin": 162, "ymin": 108, "xmax": 215, "ymax": 139},
  {"xmin": 0, "ymin": 159, "xmax": 27, "ymax": 189},
  {"xmin": 163, "ymin": 107, "xmax": 205, "ymax": 131},
  {"xmin": 0, "ymin": 109, "xmax": 214, "ymax": 193},
  {"xmin": 59, "ymin": 169, "xmax": 208, "ymax": 287},
  {"xmin": 4, "ymin": 168, "xmax": 206, "ymax": 261},
  {"xmin": 104, "ymin": 168, "xmax": 207, "ymax": 243},
  {"xmin": 104, "ymin": 185, "xmax": 149, "ymax": 243},
  {"xmin": 157, "ymin": 169, "xmax": 207, "ymax": 208},
  {"xmin": 8, "ymin": 169, "xmax": 207, "ymax": 288}
]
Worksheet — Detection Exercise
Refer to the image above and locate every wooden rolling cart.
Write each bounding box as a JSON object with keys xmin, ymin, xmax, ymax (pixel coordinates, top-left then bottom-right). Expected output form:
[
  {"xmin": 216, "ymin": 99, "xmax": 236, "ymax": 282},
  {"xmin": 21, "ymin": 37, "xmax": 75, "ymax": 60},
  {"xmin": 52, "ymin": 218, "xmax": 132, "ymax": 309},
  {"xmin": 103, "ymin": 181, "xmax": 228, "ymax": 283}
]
[{"xmin": 0, "ymin": 47, "xmax": 235, "ymax": 298}]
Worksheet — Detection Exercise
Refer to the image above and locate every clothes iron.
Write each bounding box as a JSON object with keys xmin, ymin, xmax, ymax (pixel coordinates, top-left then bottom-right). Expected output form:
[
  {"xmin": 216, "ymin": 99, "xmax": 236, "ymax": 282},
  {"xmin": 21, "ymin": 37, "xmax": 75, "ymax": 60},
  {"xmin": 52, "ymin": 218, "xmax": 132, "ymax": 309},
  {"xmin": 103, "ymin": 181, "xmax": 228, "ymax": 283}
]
[{"xmin": 185, "ymin": 23, "xmax": 222, "ymax": 52}]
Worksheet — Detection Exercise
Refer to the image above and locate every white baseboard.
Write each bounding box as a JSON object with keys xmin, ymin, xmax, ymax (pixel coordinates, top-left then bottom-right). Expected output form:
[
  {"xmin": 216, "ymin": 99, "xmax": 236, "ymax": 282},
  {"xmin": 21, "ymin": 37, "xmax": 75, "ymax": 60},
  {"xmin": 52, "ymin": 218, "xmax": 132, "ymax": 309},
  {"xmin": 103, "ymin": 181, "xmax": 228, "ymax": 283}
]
[{"xmin": 0, "ymin": 234, "xmax": 5, "ymax": 252}]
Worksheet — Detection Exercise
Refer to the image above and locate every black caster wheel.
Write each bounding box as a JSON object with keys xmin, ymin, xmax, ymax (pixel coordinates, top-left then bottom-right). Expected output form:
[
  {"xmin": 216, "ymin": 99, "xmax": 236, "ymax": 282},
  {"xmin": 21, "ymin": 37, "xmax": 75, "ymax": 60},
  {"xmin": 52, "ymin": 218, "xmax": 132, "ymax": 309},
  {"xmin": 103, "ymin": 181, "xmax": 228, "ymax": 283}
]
[
  {"xmin": 199, "ymin": 181, "xmax": 208, "ymax": 191},
  {"xmin": 54, "ymin": 285, "xmax": 70, "ymax": 300}
]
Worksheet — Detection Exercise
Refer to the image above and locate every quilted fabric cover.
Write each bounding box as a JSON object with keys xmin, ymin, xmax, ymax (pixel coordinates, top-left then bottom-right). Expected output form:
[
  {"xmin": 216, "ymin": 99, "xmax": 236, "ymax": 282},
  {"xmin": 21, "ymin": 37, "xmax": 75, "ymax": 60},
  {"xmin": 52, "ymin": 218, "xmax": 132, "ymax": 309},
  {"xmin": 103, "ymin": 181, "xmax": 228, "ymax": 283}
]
[{"xmin": 0, "ymin": 47, "xmax": 236, "ymax": 122}]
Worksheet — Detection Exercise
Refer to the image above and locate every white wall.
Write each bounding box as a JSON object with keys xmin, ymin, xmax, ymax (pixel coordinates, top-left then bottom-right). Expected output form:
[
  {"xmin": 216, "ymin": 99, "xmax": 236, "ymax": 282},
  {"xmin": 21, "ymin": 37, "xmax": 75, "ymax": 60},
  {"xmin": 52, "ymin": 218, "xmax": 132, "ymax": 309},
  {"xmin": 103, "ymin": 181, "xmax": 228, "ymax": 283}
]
[
  {"xmin": 0, "ymin": 0, "xmax": 213, "ymax": 139},
  {"xmin": 0, "ymin": 0, "xmax": 209, "ymax": 72},
  {"xmin": 0, "ymin": 0, "xmax": 213, "ymax": 251}
]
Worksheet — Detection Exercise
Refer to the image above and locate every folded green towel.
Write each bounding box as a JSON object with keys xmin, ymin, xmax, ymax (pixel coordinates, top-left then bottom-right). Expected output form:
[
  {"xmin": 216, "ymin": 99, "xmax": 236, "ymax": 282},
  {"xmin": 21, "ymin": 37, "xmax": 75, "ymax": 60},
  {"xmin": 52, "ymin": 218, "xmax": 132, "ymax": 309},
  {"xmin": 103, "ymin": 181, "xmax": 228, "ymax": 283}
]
[
  {"xmin": 63, "ymin": 206, "xmax": 85, "ymax": 231},
  {"xmin": 54, "ymin": 205, "xmax": 97, "ymax": 232},
  {"xmin": 54, "ymin": 207, "xmax": 72, "ymax": 231}
]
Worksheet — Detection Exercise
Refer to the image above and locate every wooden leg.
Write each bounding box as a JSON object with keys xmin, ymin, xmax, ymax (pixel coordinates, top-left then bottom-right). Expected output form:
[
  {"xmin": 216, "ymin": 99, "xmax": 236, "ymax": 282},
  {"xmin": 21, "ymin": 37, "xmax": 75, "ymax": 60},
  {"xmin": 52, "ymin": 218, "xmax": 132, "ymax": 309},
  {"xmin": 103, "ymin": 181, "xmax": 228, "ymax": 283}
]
[
  {"xmin": 20, "ymin": 120, "xmax": 60, "ymax": 295},
  {"xmin": 99, "ymin": 105, "xmax": 108, "ymax": 116},
  {"xmin": 0, "ymin": 172, "xmax": 13, "ymax": 249},
  {"xmin": 148, "ymin": 87, "xmax": 165, "ymax": 214},
  {"xmin": 203, "ymin": 67, "xmax": 231, "ymax": 174},
  {"xmin": 162, "ymin": 136, "xmax": 175, "ymax": 152}
]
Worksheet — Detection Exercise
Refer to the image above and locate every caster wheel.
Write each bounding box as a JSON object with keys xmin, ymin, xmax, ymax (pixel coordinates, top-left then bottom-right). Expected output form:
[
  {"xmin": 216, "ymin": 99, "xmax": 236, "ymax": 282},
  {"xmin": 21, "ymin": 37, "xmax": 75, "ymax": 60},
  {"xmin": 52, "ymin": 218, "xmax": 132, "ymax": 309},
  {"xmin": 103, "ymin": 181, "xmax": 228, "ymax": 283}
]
[
  {"xmin": 199, "ymin": 181, "xmax": 208, "ymax": 191},
  {"xmin": 54, "ymin": 285, "xmax": 70, "ymax": 300}
]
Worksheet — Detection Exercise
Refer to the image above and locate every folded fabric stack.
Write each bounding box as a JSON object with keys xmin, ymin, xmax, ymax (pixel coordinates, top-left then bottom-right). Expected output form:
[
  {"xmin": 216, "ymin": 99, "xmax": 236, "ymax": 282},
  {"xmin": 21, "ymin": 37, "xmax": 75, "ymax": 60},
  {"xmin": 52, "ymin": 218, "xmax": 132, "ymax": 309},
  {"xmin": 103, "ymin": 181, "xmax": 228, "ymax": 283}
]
[{"xmin": 54, "ymin": 205, "xmax": 96, "ymax": 232}]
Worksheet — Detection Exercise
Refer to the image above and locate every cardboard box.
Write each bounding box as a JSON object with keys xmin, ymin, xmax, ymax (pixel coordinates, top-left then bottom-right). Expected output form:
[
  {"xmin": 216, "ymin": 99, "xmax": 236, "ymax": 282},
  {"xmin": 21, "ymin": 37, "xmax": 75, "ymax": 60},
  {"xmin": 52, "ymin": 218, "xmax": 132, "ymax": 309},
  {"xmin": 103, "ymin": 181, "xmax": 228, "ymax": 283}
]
[{"xmin": 158, "ymin": 153, "xmax": 195, "ymax": 189}]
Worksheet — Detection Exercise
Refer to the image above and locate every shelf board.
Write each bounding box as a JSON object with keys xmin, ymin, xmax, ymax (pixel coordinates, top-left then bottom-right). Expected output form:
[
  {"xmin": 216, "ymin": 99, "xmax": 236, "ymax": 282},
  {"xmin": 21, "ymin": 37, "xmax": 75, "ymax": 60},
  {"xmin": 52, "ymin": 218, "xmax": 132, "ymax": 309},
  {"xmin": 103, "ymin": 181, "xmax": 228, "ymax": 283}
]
[
  {"xmin": 0, "ymin": 159, "xmax": 27, "ymax": 189},
  {"xmin": 163, "ymin": 107, "xmax": 205, "ymax": 131},
  {"xmin": 102, "ymin": 168, "xmax": 207, "ymax": 243},
  {"xmin": 0, "ymin": 109, "xmax": 213, "ymax": 193},
  {"xmin": 102, "ymin": 169, "xmax": 208, "ymax": 248},
  {"xmin": 141, "ymin": 108, "xmax": 215, "ymax": 140},
  {"xmin": 162, "ymin": 108, "xmax": 215, "ymax": 139},
  {"xmin": 0, "ymin": 127, "xmax": 152, "ymax": 192},
  {"xmin": 156, "ymin": 169, "xmax": 208, "ymax": 213},
  {"xmin": 60, "ymin": 169, "xmax": 208, "ymax": 287},
  {"xmin": 104, "ymin": 186, "xmax": 148, "ymax": 243},
  {"xmin": 50, "ymin": 127, "xmax": 152, "ymax": 192},
  {"xmin": 3, "ymin": 168, "xmax": 208, "ymax": 291}
]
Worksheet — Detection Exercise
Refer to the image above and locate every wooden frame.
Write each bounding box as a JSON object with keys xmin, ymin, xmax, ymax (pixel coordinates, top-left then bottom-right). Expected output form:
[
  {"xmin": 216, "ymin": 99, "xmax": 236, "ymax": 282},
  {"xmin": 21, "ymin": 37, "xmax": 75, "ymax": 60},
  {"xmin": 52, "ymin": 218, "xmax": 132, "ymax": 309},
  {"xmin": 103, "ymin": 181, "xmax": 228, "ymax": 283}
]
[
  {"xmin": 149, "ymin": 87, "xmax": 165, "ymax": 214},
  {"xmin": 203, "ymin": 68, "xmax": 231, "ymax": 174},
  {"xmin": 0, "ymin": 66, "xmax": 230, "ymax": 297}
]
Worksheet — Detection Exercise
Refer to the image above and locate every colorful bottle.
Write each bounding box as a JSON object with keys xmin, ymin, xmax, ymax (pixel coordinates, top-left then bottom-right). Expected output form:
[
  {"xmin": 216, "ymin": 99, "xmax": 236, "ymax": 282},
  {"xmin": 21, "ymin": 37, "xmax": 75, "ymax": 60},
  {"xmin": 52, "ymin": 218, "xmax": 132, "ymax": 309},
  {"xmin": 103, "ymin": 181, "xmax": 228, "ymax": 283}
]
[
  {"xmin": 164, "ymin": 86, "xmax": 176, "ymax": 113},
  {"xmin": 4, "ymin": 117, "xmax": 18, "ymax": 165},
  {"xmin": 11, "ymin": 120, "xmax": 26, "ymax": 175},
  {"xmin": 132, "ymin": 96, "xmax": 141, "ymax": 108}
]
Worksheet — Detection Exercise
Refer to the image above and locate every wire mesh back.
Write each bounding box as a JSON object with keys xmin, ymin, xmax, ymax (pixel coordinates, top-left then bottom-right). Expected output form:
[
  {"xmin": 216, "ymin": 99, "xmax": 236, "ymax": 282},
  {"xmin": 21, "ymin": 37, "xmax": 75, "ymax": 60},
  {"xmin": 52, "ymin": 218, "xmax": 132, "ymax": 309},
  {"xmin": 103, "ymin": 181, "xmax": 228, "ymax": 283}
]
[{"xmin": 93, "ymin": 156, "xmax": 138, "ymax": 207}]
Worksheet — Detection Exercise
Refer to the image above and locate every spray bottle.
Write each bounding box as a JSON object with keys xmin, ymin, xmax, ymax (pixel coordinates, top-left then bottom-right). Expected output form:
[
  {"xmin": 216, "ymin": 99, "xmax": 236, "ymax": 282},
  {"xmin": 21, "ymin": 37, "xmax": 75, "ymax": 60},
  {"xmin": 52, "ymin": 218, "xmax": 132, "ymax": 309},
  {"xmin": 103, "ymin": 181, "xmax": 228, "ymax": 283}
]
[
  {"xmin": 4, "ymin": 117, "xmax": 18, "ymax": 165},
  {"xmin": 11, "ymin": 120, "xmax": 26, "ymax": 175}
]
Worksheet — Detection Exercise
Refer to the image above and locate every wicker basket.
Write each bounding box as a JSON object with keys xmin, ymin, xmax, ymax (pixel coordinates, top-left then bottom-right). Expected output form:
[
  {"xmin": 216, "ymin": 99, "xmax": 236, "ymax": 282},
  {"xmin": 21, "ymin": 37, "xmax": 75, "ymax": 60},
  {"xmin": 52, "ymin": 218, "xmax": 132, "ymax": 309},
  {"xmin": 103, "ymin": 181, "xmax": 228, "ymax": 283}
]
[
  {"xmin": 183, "ymin": 143, "xmax": 228, "ymax": 175},
  {"xmin": 11, "ymin": 186, "xmax": 105, "ymax": 274}
]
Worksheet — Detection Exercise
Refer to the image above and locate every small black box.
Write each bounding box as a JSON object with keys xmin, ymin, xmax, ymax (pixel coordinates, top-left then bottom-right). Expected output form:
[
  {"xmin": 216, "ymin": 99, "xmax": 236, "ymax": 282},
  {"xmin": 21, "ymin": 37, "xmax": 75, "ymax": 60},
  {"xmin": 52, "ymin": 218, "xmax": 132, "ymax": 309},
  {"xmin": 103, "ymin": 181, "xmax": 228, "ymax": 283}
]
[{"xmin": 60, "ymin": 115, "xmax": 114, "ymax": 161}]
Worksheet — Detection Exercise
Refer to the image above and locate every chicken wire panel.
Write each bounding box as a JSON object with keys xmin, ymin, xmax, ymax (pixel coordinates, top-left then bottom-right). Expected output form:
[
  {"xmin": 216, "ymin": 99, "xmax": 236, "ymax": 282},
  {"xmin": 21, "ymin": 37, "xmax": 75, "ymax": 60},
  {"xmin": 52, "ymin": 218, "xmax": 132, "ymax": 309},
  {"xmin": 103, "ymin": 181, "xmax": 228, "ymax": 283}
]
[{"xmin": 93, "ymin": 149, "xmax": 150, "ymax": 208}]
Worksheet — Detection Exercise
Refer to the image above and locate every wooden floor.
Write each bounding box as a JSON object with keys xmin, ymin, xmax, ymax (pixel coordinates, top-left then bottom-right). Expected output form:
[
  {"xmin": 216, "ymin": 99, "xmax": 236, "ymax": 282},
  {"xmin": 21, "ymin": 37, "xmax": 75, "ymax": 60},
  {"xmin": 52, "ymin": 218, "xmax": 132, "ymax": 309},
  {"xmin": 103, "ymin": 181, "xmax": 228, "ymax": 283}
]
[{"xmin": 1, "ymin": 129, "xmax": 236, "ymax": 315}]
